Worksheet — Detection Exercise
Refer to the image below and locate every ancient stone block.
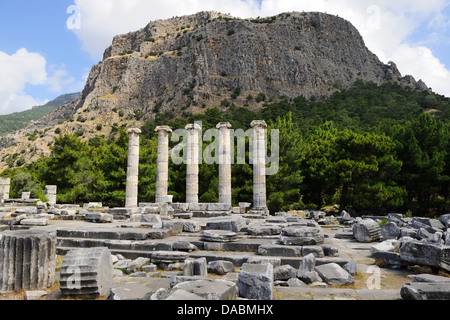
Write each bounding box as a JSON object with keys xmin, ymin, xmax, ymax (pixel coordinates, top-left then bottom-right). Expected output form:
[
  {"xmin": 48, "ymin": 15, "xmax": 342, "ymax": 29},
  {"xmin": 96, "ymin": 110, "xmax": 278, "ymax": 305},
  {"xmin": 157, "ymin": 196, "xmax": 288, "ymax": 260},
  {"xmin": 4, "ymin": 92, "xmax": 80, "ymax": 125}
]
[
  {"xmin": 238, "ymin": 263, "xmax": 273, "ymax": 300},
  {"xmin": 353, "ymin": 219, "xmax": 381, "ymax": 242},
  {"xmin": 59, "ymin": 247, "xmax": 113, "ymax": 298},
  {"xmin": 315, "ymin": 263, "xmax": 354, "ymax": 286},
  {"xmin": 0, "ymin": 230, "xmax": 57, "ymax": 293}
]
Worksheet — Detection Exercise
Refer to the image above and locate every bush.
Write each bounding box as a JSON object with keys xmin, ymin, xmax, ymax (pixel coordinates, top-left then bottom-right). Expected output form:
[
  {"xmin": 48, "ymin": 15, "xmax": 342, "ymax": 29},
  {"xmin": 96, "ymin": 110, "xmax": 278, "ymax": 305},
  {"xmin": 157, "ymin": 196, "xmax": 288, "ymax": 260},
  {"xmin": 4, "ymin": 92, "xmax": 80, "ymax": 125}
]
[
  {"xmin": 255, "ymin": 93, "xmax": 266, "ymax": 103},
  {"xmin": 220, "ymin": 99, "xmax": 231, "ymax": 107}
]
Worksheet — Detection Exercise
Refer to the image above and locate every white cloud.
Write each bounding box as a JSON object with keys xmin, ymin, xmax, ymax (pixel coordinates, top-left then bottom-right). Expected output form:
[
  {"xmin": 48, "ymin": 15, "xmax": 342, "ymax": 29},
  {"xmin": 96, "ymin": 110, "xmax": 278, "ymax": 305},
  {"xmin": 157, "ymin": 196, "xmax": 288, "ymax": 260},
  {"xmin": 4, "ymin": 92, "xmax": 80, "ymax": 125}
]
[
  {"xmin": 0, "ymin": 50, "xmax": 87, "ymax": 115},
  {"xmin": 0, "ymin": 48, "xmax": 47, "ymax": 115},
  {"xmin": 389, "ymin": 44, "xmax": 450, "ymax": 96},
  {"xmin": 68, "ymin": 0, "xmax": 450, "ymax": 97}
]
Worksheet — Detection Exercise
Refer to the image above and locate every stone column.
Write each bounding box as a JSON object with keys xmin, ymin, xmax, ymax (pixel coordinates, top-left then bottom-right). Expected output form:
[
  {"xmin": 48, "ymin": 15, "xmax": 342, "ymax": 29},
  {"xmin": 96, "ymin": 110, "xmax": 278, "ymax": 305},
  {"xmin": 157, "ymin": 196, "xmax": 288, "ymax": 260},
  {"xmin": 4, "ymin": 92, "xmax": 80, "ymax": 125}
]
[
  {"xmin": 185, "ymin": 123, "xmax": 201, "ymax": 204},
  {"xmin": 155, "ymin": 126, "xmax": 172, "ymax": 203},
  {"xmin": 0, "ymin": 178, "xmax": 10, "ymax": 203},
  {"xmin": 251, "ymin": 120, "xmax": 269, "ymax": 216},
  {"xmin": 45, "ymin": 185, "xmax": 57, "ymax": 205},
  {"xmin": 0, "ymin": 230, "xmax": 57, "ymax": 293},
  {"xmin": 216, "ymin": 122, "xmax": 232, "ymax": 205},
  {"xmin": 125, "ymin": 128, "xmax": 141, "ymax": 208}
]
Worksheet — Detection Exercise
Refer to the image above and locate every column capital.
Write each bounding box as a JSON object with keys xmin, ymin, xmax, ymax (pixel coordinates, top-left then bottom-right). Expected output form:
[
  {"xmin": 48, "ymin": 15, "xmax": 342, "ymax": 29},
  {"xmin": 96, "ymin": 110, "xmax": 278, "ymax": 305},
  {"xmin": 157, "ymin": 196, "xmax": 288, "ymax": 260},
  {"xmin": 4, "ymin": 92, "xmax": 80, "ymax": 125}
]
[
  {"xmin": 155, "ymin": 126, "xmax": 172, "ymax": 133},
  {"xmin": 185, "ymin": 123, "xmax": 202, "ymax": 131},
  {"xmin": 250, "ymin": 120, "xmax": 267, "ymax": 128},
  {"xmin": 216, "ymin": 122, "xmax": 232, "ymax": 129},
  {"xmin": 126, "ymin": 128, "xmax": 142, "ymax": 135}
]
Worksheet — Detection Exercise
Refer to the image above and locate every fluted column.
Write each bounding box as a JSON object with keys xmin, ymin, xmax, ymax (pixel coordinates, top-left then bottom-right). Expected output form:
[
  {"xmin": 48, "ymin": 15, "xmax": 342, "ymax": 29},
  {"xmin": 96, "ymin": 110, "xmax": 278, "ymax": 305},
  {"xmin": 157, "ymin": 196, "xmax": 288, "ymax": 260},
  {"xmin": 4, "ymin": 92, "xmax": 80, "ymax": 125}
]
[
  {"xmin": 251, "ymin": 120, "xmax": 269, "ymax": 215},
  {"xmin": 185, "ymin": 123, "xmax": 201, "ymax": 204},
  {"xmin": 155, "ymin": 126, "xmax": 172, "ymax": 203},
  {"xmin": 0, "ymin": 230, "xmax": 57, "ymax": 293},
  {"xmin": 125, "ymin": 128, "xmax": 141, "ymax": 208},
  {"xmin": 216, "ymin": 122, "xmax": 232, "ymax": 205}
]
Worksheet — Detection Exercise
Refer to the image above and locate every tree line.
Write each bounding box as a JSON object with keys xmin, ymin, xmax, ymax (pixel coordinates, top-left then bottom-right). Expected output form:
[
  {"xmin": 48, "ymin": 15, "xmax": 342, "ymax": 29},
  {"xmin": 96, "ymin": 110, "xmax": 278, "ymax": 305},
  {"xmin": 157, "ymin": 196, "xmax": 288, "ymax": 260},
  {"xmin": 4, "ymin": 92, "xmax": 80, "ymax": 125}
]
[{"xmin": 1, "ymin": 80, "xmax": 449, "ymax": 216}]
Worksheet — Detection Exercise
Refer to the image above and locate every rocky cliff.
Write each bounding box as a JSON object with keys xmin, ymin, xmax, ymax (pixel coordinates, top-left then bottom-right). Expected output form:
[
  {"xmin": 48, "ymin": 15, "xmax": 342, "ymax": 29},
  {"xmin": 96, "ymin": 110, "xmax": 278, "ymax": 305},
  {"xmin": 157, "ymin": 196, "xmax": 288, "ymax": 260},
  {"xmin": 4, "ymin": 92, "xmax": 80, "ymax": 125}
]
[{"xmin": 0, "ymin": 11, "xmax": 430, "ymax": 170}]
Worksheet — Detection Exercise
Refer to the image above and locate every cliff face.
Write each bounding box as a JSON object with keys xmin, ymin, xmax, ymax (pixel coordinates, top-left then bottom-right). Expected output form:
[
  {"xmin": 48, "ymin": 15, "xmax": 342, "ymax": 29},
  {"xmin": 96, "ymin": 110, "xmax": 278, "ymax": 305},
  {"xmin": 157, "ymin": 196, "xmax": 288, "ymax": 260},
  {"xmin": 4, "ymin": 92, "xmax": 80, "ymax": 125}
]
[
  {"xmin": 0, "ymin": 11, "xmax": 430, "ymax": 170},
  {"xmin": 76, "ymin": 11, "xmax": 427, "ymax": 117}
]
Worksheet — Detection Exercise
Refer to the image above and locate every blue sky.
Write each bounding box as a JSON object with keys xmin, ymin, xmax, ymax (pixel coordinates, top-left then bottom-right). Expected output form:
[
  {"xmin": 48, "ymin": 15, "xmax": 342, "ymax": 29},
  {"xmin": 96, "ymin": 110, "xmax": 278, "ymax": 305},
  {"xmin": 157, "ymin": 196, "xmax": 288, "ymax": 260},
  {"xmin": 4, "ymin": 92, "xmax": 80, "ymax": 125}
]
[{"xmin": 0, "ymin": 0, "xmax": 449, "ymax": 115}]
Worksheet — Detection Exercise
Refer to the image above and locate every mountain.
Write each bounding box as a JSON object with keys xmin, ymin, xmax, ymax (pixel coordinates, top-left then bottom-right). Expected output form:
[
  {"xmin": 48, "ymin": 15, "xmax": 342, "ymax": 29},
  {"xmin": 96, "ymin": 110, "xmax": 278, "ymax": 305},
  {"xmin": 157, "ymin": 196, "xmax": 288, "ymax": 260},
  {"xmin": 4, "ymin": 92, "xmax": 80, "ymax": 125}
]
[
  {"xmin": 74, "ymin": 10, "xmax": 429, "ymax": 118},
  {"xmin": 0, "ymin": 11, "xmax": 433, "ymax": 170},
  {"xmin": 0, "ymin": 93, "xmax": 80, "ymax": 137}
]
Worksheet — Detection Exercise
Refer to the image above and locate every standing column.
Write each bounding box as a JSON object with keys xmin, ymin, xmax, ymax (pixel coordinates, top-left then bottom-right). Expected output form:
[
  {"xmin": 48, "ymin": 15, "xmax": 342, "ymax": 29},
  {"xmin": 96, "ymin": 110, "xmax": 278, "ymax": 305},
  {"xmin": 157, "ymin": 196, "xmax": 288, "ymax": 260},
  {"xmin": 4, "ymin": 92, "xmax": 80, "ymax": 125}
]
[
  {"xmin": 251, "ymin": 120, "xmax": 269, "ymax": 216},
  {"xmin": 0, "ymin": 178, "xmax": 10, "ymax": 203},
  {"xmin": 216, "ymin": 122, "xmax": 232, "ymax": 205},
  {"xmin": 45, "ymin": 185, "xmax": 57, "ymax": 205},
  {"xmin": 125, "ymin": 128, "xmax": 141, "ymax": 208},
  {"xmin": 185, "ymin": 123, "xmax": 201, "ymax": 204},
  {"xmin": 155, "ymin": 126, "xmax": 172, "ymax": 203}
]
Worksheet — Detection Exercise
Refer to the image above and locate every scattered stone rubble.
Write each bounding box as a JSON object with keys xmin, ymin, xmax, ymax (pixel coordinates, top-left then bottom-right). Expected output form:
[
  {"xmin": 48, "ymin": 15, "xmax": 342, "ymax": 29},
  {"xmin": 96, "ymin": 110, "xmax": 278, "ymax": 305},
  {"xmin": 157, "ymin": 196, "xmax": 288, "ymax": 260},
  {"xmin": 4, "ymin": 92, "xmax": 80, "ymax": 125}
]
[{"xmin": 2, "ymin": 194, "xmax": 450, "ymax": 300}]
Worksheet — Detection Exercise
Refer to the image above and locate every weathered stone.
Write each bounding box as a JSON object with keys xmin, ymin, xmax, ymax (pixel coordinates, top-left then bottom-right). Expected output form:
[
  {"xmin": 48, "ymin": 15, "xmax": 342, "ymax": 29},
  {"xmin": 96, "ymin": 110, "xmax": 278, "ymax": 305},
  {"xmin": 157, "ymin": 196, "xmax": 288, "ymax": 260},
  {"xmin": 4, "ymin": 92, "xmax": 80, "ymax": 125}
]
[
  {"xmin": 165, "ymin": 289, "xmax": 206, "ymax": 300},
  {"xmin": 183, "ymin": 220, "xmax": 201, "ymax": 233},
  {"xmin": 401, "ymin": 282, "xmax": 450, "ymax": 300},
  {"xmin": 399, "ymin": 240, "xmax": 450, "ymax": 271},
  {"xmin": 162, "ymin": 220, "xmax": 185, "ymax": 235},
  {"xmin": 151, "ymin": 251, "xmax": 189, "ymax": 263},
  {"xmin": 172, "ymin": 279, "xmax": 238, "ymax": 300},
  {"xmin": 400, "ymin": 228, "xmax": 418, "ymax": 238},
  {"xmin": 258, "ymin": 244, "xmax": 302, "ymax": 257},
  {"xmin": 247, "ymin": 225, "xmax": 282, "ymax": 236},
  {"xmin": 127, "ymin": 257, "xmax": 150, "ymax": 272},
  {"xmin": 25, "ymin": 290, "xmax": 48, "ymax": 300},
  {"xmin": 183, "ymin": 258, "xmax": 195, "ymax": 276},
  {"xmin": 274, "ymin": 265, "xmax": 297, "ymax": 281},
  {"xmin": 413, "ymin": 217, "xmax": 445, "ymax": 231},
  {"xmin": 85, "ymin": 212, "xmax": 113, "ymax": 223},
  {"xmin": 170, "ymin": 275, "xmax": 210, "ymax": 288},
  {"xmin": 140, "ymin": 214, "xmax": 162, "ymax": 224},
  {"xmin": 0, "ymin": 230, "xmax": 57, "ymax": 293},
  {"xmin": 246, "ymin": 257, "xmax": 281, "ymax": 266},
  {"xmin": 44, "ymin": 185, "xmax": 57, "ymax": 205},
  {"xmin": 205, "ymin": 215, "xmax": 247, "ymax": 232},
  {"xmin": 60, "ymin": 247, "xmax": 113, "ymax": 298},
  {"xmin": 409, "ymin": 274, "xmax": 450, "ymax": 283},
  {"xmin": 372, "ymin": 251, "xmax": 405, "ymax": 268},
  {"xmin": 302, "ymin": 246, "xmax": 325, "ymax": 258},
  {"xmin": 297, "ymin": 253, "xmax": 322, "ymax": 284},
  {"xmin": 238, "ymin": 263, "xmax": 273, "ymax": 300},
  {"xmin": 173, "ymin": 241, "xmax": 198, "ymax": 252},
  {"xmin": 322, "ymin": 245, "xmax": 339, "ymax": 257},
  {"xmin": 353, "ymin": 219, "xmax": 381, "ymax": 243},
  {"xmin": 370, "ymin": 239, "xmax": 401, "ymax": 255},
  {"xmin": 315, "ymin": 263, "xmax": 354, "ymax": 286},
  {"xmin": 343, "ymin": 259, "xmax": 358, "ymax": 275},
  {"xmin": 0, "ymin": 178, "xmax": 10, "ymax": 203},
  {"xmin": 439, "ymin": 214, "xmax": 450, "ymax": 228},
  {"xmin": 381, "ymin": 222, "xmax": 400, "ymax": 239},
  {"xmin": 20, "ymin": 218, "xmax": 49, "ymax": 226},
  {"xmin": 207, "ymin": 260, "xmax": 235, "ymax": 275},
  {"xmin": 194, "ymin": 257, "xmax": 208, "ymax": 277},
  {"xmin": 200, "ymin": 230, "xmax": 238, "ymax": 242},
  {"xmin": 287, "ymin": 278, "xmax": 307, "ymax": 287},
  {"xmin": 106, "ymin": 282, "xmax": 154, "ymax": 300},
  {"xmin": 280, "ymin": 226, "xmax": 325, "ymax": 245}
]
